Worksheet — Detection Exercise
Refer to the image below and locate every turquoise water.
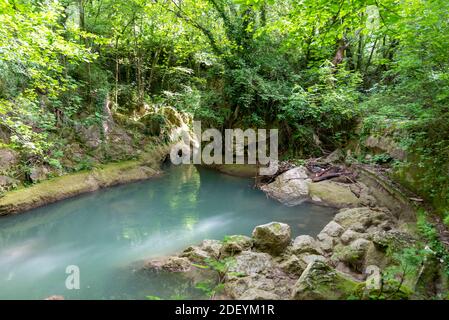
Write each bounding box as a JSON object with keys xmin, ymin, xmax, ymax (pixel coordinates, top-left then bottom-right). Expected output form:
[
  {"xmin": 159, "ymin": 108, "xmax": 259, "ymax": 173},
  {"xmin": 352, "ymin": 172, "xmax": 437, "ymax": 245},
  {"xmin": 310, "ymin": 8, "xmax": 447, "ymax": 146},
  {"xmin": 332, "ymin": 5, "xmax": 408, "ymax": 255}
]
[{"xmin": 0, "ymin": 165, "xmax": 334, "ymax": 300}]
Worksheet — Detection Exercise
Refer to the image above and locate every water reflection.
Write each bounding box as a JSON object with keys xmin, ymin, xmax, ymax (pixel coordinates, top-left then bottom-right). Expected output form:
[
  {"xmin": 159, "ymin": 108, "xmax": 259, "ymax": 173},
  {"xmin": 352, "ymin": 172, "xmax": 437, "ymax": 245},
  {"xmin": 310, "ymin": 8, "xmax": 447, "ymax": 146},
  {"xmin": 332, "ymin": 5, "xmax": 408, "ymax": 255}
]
[{"xmin": 0, "ymin": 165, "xmax": 335, "ymax": 299}]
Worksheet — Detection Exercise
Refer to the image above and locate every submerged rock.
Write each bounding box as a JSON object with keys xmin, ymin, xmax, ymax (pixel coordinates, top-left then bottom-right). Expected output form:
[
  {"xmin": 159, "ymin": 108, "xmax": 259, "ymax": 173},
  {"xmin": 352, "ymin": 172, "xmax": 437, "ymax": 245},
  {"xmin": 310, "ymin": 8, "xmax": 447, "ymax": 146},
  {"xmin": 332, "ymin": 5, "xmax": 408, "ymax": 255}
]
[
  {"xmin": 252, "ymin": 222, "xmax": 291, "ymax": 256},
  {"xmin": 260, "ymin": 167, "xmax": 310, "ymax": 206},
  {"xmin": 291, "ymin": 260, "xmax": 361, "ymax": 300}
]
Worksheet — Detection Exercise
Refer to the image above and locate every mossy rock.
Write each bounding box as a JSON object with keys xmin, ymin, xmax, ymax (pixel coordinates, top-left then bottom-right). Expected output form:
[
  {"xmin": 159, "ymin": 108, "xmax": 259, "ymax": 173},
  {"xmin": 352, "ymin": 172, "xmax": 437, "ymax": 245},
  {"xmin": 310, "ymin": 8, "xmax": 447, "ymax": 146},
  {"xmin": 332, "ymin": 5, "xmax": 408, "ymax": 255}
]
[{"xmin": 291, "ymin": 260, "xmax": 363, "ymax": 300}]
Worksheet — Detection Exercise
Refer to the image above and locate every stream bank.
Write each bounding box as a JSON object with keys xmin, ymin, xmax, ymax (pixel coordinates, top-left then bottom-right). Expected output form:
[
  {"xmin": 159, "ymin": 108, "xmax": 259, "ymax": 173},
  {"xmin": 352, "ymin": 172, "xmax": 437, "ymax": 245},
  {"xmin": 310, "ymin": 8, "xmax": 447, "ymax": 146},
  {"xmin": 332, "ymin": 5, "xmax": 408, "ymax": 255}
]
[
  {"xmin": 142, "ymin": 162, "xmax": 449, "ymax": 300},
  {"xmin": 0, "ymin": 146, "xmax": 169, "ymax": 216}
]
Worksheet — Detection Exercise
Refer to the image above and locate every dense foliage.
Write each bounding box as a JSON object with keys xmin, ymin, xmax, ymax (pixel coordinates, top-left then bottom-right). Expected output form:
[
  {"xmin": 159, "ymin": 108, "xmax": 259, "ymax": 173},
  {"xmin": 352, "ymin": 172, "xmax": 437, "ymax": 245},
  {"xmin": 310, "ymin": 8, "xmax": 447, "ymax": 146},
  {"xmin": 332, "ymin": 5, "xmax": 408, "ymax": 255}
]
[{"xmin": 0, "ymin": 0, "xmax": 448, "ymax": 217}]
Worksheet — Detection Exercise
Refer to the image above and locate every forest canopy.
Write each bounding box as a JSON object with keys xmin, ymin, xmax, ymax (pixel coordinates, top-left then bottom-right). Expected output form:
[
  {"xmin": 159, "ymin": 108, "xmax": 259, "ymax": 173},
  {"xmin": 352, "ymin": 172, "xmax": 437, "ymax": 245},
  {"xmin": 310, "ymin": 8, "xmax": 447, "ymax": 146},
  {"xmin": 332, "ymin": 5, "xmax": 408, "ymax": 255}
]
[{"xmin": 1, "ymin": 0, "xmax": 448, "ymax": 216}]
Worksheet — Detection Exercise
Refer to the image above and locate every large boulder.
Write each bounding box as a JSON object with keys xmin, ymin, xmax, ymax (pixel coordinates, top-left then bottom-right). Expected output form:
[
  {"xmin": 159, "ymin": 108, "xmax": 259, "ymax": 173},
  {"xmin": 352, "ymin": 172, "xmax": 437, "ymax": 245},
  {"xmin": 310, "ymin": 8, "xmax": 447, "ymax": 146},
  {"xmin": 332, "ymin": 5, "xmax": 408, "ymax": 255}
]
[
  {"xmin": 225, "ymin": 274, "xmax": 293, "ymax": 300},
  {"xmin": 228, "ymin": 251, "xmax": 275, "ymax": 277},
  {"xmin": 291, "ymin": 260, "xmax": 361, "ymax": 300},
  {"xmin": 260, "ymin": 167, "xmax": 310, "ymax": 206},
  {"xmin": 308, "ymin": 181, "xmax": 361, "ymax": 208},
  {"xmin": 291, "ymin": 235, "xmax": 323, "ymax": 255},
  {"xmin": 252, "ymin": 222, "xmax": 291, "ymax": 255}
]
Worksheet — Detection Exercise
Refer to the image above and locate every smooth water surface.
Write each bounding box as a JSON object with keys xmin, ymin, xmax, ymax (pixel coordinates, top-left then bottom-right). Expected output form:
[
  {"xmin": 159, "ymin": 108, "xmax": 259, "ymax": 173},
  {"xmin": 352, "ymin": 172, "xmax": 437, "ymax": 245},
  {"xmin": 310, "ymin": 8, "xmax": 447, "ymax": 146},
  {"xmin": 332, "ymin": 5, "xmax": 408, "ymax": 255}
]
[{"xmin": 0, "ymin": 165, "xmax": 334, "ymax": 299}]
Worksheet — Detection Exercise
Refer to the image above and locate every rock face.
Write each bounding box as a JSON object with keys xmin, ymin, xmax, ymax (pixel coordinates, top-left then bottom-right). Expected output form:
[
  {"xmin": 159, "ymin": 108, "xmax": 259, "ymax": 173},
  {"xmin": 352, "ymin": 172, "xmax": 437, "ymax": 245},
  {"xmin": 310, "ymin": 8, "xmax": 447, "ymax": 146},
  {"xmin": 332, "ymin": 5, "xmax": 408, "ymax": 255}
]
[
  {"xmin": 365, "ymin": 136, "xmax": 407, "ymax": 161},
  {"xmin": 0, "ymin": 148, "xmax": 18, "ymax": 171},
  {"xmin": 308, "ymin": 181, "xmax": 360, "ymax": 208},
  {"xmin": 252, "ymin": 222, "xmax": 291, "ymax": 255},
  {"xmin": 291, "ymin": 260, "xmax": 361, "ymax": 300},
  {"xmin": 260, "ymin": 167, "xmax": 310, "ymax": 206},
  {"xmin": 29, "ymin": 166, "xmax": 51, "ymax": 183}
]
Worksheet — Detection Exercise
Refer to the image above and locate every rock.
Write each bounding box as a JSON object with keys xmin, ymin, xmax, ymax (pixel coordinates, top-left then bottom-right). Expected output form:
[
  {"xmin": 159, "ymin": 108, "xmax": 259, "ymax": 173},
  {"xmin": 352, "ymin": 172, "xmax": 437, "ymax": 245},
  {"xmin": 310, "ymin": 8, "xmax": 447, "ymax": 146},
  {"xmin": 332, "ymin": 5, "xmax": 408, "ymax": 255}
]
[
  {"xmin": 363, "ymin": 242, "xmax": 390, "ymax": 270},
  {"xmin": 0, "ymin": 148, "xmax": 18, "ymax": 171},
  {"xmin": 144, "ymin": 256, "xmax": 192, "ymax": 272},
  {"xmin": 308, "ymin": 181, "xmax": 360, "ymax": 208},
  {"xmin": 365, "ymin": 136, "xmax": 407, "ymax": 161},
  {"xmin": 291, "ymin": 260, "xmax": 361, "ymax": 300},
  {"xmin": 280, "ymin": 255, "xmax": 305, "ymax": 276},
  {"xmin": 80, "ymin": 125, "xmax": 102, "ymax": 149},
  {"xmin": 340, "ymin": 230, "xmax": 368, "ymax": 245},
  {"xmin": 334, "ymin": 207, "xmax": 394, "ymax": 232},
  {"xmin": 301, "ymin": 254, "xmax": 327, "ymax": 265},
  {"xmin": 180, "ymin": 246, "xmax": 211, "ymax": 263},
  {"xmin": 260, "ymin": 167, "xmax": 310, "ymax": 206},
  {"xmin": 29, "ymin": 166, "xmax": 50, "ymax": 183},
  {"xmin": 371, "ymin": 230, "xmax": 416, "ymax": 251},
  {"xmin": 252, "ymin": 222, "xmax": 291, "ymax": 255},
  {"xmin": 221, "ymin": 235, "xmax": 253, "ymax": 256},
  {"xmin": 320, "ymin": 221, "xmax": 345, "ymax": 237},
  {"xmin": 331, "ymin": 239, "xmax": 371, "ymax": 271},
  {"xmin": 239, "ymin": 288, "xmax": 280, "ymax": 300},
  {"xmin": 200, "ymin": 240, "xmax": 223, "ymax": 259},
  {"xmin": 225, "ymin": 274, "xmax": 292, "ymax": 300},
  {"xmin": 291, "ymin": 235, "xmax": 323, "ymax": 255},
  {"xmin": 228, "ymin": 251, "xmax": 275, "ymax": 277},
  {"xmin": 324, "ymin": 149, "xmax": 345, "ymax": 163},
  {"xmin": 365, "ymin": 265, "xmax": 382, "ymax": 293},
  {"xmin": 0, "ymin": 175, "xmax": 18, "ymax": 192},
  {"xmin": 317, "ymin": 233, "xmax": 335, "ymax": 253}
]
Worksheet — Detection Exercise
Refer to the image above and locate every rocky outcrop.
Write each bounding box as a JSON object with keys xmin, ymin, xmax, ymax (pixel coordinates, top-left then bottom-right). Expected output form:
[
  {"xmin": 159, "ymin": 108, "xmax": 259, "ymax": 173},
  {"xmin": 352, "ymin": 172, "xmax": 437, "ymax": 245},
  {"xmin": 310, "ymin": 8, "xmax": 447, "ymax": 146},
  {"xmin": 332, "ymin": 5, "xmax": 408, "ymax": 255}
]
[
  {"xmin": 252, "ymin": 222, "xmax": 291, "ymax": 255},
  {"xmin": 259, "ymin": 166, "xmax": 378, "ymax": 209},
  {"xmin": 140, "ymin": 207, "xmax": 414, "ymax": 301}
]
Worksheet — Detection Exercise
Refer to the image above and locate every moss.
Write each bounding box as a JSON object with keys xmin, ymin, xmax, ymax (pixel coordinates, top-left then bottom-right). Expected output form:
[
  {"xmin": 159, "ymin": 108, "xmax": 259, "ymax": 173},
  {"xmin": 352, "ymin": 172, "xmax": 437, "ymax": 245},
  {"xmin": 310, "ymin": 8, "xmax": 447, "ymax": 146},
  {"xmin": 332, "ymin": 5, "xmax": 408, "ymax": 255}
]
[{"xmin": 0, "ymin": 147, "xmax": 169, "ymax": 216}]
